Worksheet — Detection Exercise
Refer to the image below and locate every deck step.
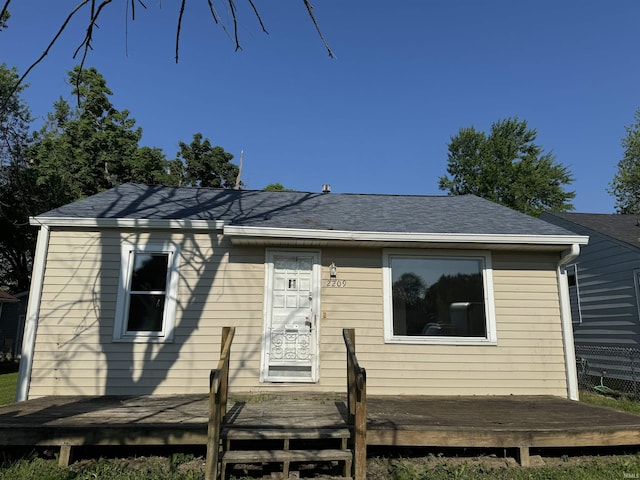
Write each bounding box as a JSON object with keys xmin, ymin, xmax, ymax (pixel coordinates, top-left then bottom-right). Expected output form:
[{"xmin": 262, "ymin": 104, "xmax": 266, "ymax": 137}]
[
  {"xmin": 223, "ymin": 427, "xmax": 352, "ymax": 441},
  {"xmin": 221, "ymin": 448, "xmax": 353, "ymax": 479},
  {"xmin": 221, "ymin": 448, "xmax": 353, "ymax": 463}
]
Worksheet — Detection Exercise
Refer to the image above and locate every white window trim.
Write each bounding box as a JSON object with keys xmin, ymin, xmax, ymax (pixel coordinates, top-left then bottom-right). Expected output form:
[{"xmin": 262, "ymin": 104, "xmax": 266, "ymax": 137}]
[
  {"xmin": 633, "ymin": 269, "xmax": 640, "ymax": 326},
  {"xmin": 382, "ymin": 249, "xmax": 497, "ymax": 346},
  {"xmin": 113, "ymin": 242, "xmax": 180, "ymax": 343},
  {"xmin": 567, "ymin": 263, "xmax": 583, "ymax": 324}
]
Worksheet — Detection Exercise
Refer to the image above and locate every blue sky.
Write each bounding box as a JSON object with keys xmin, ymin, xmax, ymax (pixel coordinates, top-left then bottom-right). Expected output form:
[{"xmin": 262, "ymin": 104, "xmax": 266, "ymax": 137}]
[{"xmin": 3, "ymin": 1, "xmax": 640, "ymax": 213}]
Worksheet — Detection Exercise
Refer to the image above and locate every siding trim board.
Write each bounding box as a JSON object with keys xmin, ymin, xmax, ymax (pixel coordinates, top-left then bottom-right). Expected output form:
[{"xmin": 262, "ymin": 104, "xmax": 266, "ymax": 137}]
[{"xmin": 16, "ymin": 225, "xmax": 50, "ymax": 402}]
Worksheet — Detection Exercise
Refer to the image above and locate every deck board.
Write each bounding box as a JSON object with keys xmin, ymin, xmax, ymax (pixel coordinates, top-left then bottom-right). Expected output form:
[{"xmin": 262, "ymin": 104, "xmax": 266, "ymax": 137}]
[{"xmin": 1, "ymin": 394, "xmax": 640, "ymax": 453}]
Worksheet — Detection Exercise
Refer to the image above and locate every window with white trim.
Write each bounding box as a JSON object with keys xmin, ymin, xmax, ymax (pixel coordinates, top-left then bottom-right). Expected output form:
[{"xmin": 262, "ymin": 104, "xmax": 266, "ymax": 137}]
[
  {"xmin": 113, "ymin": 243, "xmax": 180, "ymax": 342},
  {"xmin": 383, "ymin": 250, "xmax": 497, "ymax": 345},
  {"xmin": 567, "ymin": 264, "xmax": 582, "ymax": 324}
]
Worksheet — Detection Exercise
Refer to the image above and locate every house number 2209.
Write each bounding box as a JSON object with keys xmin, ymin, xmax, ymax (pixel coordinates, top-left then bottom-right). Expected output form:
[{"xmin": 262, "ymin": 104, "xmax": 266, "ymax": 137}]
[{"xmin": 326, "ymin": 279, "xmax": 347, "ymax": 287}]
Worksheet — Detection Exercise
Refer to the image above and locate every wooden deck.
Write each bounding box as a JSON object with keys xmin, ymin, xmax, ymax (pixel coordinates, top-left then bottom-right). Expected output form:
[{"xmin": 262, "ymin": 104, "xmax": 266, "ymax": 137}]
[{"xmin": 1, "ymin": 393, "xmax": 640, "ymax": 467}]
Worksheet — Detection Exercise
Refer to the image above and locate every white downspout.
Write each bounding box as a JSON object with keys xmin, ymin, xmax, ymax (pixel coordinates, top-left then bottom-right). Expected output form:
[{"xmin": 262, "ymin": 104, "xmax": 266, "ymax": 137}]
[
  {"xmin": 557, "ymin": 243, "xmax": 580, "ymax": 401},
  {"xmin": 16, "ymin": 222, "xmax": 50, "ymax": 401}
]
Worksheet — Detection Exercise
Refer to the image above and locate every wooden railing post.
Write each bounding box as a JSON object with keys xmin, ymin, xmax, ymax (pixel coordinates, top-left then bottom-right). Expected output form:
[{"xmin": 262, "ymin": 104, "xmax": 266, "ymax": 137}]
[
  {"xmin": 346, "ymin": 328, "xmax": 356, "ymax": 422},
  {"xmin": 354, "ymin": 369, "xmax": 366, "ymax": 480},
  {"xmin": 205, "ymin": 326, "xmax": 235, "ymax": 480},
  {"xmin": 219, "ymin": 326, "xmax": 231, "ymax": 421},
  {"xmin": 343, "ymin": 328, "xmax": 367, "ymax": 480},
  {"xmin": 205, "ymin": 369, "xmax": 222, "ymax": 480}
]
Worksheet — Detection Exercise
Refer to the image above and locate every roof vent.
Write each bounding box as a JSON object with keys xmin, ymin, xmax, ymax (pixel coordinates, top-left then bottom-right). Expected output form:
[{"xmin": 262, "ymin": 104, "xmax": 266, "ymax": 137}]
[{"xmin": 322, "ymin": 184, "xmax": 331, "ymax": 194}]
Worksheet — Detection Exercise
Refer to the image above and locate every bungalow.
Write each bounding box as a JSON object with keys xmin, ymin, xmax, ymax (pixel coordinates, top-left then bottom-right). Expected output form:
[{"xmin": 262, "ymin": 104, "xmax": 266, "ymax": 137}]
[{"xmin": 17, "ymin": 184, "xmax": 588, "ymax": 402}]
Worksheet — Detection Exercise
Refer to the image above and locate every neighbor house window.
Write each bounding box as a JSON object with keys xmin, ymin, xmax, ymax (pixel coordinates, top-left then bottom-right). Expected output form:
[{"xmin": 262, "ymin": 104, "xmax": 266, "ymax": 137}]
[
  {"xmin": 567, "ymin": 264, "xmax": 582, "ymax": 324},
  {"xmin": 383, "ymin": 250, "xmax": 496, "ymax": 345},
  {"xmin": 113, "ymin": 243, "xmax": 180, "ymax": 342}
]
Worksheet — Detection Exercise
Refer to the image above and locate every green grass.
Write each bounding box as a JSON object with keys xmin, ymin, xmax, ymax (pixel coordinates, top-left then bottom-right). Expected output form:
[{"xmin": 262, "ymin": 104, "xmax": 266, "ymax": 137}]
[
  {"xmin": 0, "ymin": 369, "xmax": 18, "ymax": 405},
  {"xmin": 0, "ymin": 455, "xmax": 206, "ymax": 480},
  {"xmin": 579, "ymin": 389, "xmax": 640, "ymax": 415},
  {"xmin": 378, "ymin": 455, "xmax": 640, "ymax": 480},
  {"xmin": 4, "ymin": 454, "xmax": 640, "ymax": 480},
  {"xmin": 0, "ymin": 454, "xmax": 639, "ymax": 480}
]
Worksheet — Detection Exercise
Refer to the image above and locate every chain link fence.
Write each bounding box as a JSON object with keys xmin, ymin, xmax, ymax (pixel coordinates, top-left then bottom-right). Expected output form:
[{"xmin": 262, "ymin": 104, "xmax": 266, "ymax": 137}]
[{"xmin": 575, "ymin": 344, "xmax": 640, "ymax": 397}]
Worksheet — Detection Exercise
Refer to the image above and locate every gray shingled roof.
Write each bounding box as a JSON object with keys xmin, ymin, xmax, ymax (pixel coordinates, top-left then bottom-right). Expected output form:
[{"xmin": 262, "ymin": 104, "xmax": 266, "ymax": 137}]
[
  {"xmin": 543, "ymin": 212, "xmax": 640, "ymax": 249},
  {"xmin": 38, "ymin": 183, "xmax": 577, "ymax": 236}
]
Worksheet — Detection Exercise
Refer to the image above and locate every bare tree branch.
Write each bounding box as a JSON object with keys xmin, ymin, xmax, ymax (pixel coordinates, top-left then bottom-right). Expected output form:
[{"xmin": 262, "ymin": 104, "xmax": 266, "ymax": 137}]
[
  {"xmin": 206, "ymin": 0, "xmax": 236, "ymax": 45},
  {"xmin": 1, "ymin": 0, "xmax": 91, "ymax": 113},
  {"xmin": 302, "ymin": 0, "xmax": 334, "ymax": 58},
  {"xmin": 126, "ymin": 0, "xmax": 131, "ymax": 56},
  {"xmin": 247, "ymin": 0, "xmax": 268, "ymax": 34},
  {"xmin": 73, "ymin": 0, "xmax": 115, "ymax": 106},
  {"xmin": 227, "ymin": 0, "xmax": 241, "ymax": 52},
  {"xmin": 125, "ymin": 1, "xmax": 146, "ymax": 56},
  {"xmin": 0, "ymin": 0, "xmax": 11, "ymax": 25},
  {"xmin": 176, "ymin": 0, "xmax": 186, "ymax": 63},
  {"xmin": 73, "ymin": 0, "xmax": 113, "ymax": 60},
  {"xmin": 1, "ymin": 0, "xmax": 334, "ymax": 108},
  {"xmin": 206, "ymin": 0, "xmax": 221, "ymax": 24}
]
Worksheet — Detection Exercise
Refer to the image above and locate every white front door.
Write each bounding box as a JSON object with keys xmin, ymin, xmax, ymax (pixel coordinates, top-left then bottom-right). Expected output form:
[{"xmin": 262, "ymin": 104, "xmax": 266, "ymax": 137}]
[{"xmin": 262, "ymin": 250, "xmax": 320, "ymax": 382}]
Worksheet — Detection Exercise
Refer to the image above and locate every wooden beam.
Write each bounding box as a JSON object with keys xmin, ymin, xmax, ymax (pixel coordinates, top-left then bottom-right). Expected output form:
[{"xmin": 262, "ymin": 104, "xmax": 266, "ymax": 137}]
[{"xmin": 365, "ymin": 428, "xmax": 640, "ymax": 448}]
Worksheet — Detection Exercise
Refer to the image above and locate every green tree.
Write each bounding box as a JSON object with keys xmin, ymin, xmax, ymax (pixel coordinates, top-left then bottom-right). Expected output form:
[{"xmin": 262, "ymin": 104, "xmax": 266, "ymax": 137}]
[
  {"xmin": 28, "ymin": 66, "xmax": 168, "ymax": 203},
  {"xmin": 438, "ymin": 118, "xmax": 575, "ymax": 217},
  {"xmin": 0, "ymin": 64, "xmax": 29, "ymax": 168},
  {"xmin": 177, "ymin": 133, "xmax": 239, "ymax": 188},
  {"xmin": 0, "ymin": 63, "xmax": 44, "ymax": 291},
  {"xmin": 262, "ymin": 183, "xmax": 292, "ymax": 191},
  {"xmin": 609, "ymin": 108, "xmax": 640, "ymax": 214}
]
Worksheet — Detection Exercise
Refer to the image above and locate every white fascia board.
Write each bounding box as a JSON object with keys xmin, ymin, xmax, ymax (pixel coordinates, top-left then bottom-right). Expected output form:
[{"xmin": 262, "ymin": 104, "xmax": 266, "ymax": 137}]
[
  {"xmin": 30, "ymin": 216, "xmax": 224, "ymax": 230},
  {"xmin": 224, "ymin": 225, "xmax": 589, "ymax": 246}
]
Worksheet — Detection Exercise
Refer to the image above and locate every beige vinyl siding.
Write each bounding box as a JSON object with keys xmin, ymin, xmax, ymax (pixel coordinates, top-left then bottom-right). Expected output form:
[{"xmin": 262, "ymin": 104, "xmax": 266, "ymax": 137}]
[
  {"xmin": 29, "ymin": 232, "xmax": 569, "ymax": 399},
  {"xmin": 29, "ymin": 229, "xmax": 267, "ymax": 398},
  {"xmin": 313, "ymin": 249, "xmax": 568, "ymax": 397}
]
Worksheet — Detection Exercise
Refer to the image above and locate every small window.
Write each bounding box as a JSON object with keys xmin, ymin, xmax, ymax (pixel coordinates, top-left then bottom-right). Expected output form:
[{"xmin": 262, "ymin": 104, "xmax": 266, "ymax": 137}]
[
  {"xmin": 114, "ymin": 243, "xmax": 180, "ymax": 342},
  {"xmin": 567, "ymin": 264, "xmax": 582, "ymax": 324},
  {"xmin": 383, "ymin": 250, "xmax": 496, "ymax": 345}
]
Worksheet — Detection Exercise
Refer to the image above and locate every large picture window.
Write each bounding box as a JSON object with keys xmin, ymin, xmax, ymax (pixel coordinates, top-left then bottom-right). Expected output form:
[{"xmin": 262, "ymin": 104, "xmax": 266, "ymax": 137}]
[
  {"xmin": 113, "ymin": 243, "xmax": 180, "ymax": 342},
  {"xmin": 383, "ymin": 250, "xmax": 496, "ymax": 345}
]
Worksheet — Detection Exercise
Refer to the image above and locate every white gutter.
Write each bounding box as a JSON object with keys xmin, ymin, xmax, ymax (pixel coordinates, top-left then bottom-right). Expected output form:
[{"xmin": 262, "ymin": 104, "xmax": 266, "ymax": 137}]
[
  {"xmin": 16, "ymin": 224, "xmax": 50, "ymax": 401},
  {"xmin": 28, "ymin": 218, "xmax": 590, "ymax": 247},
  {"xmin": 30, "ymin": 217, "xmax": 224, "ymax": 230},
  {"xmin": 224, "ymin": 225, "xmax": 589, "ymax": 246},
  {"xmin": 557, "ymin": 243, "xmax": 582, "ymax": 401}
]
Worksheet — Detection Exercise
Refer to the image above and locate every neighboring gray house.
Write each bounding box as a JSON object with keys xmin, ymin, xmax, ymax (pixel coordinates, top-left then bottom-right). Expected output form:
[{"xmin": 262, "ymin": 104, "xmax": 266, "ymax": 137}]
[{"xmin": 542, "ymin": 212, "xmax": 640, "ymax": 391}]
